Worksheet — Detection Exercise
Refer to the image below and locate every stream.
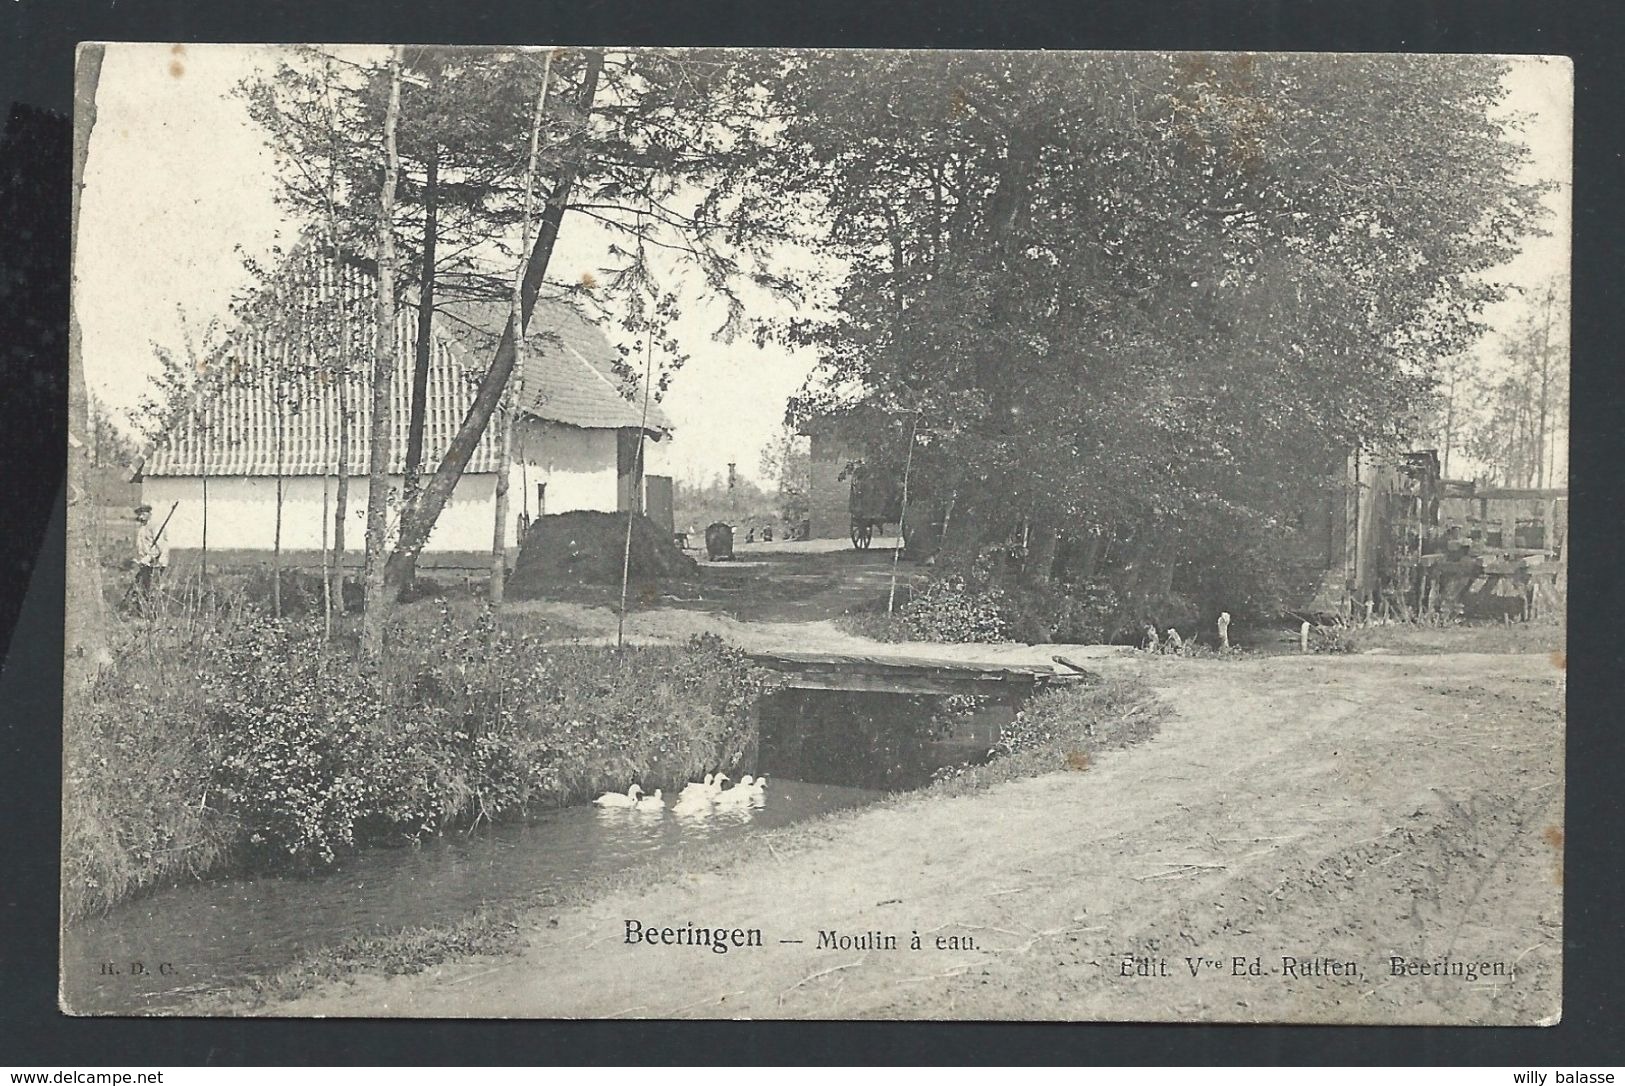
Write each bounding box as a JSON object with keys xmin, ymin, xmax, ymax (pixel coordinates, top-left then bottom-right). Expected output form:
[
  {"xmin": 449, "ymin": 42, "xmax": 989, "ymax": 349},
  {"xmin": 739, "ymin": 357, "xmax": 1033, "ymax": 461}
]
[{"xmin": 63, "ymin": 691, "xmax": 1011, "ymax": 1014}]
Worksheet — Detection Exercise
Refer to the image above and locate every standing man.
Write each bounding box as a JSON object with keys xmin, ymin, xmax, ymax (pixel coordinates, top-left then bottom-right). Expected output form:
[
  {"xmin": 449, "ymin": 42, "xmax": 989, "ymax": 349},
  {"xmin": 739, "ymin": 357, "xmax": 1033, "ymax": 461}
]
[{"xmin": 132, "ymin": 503, "xmax": 169, "ymax": 601}]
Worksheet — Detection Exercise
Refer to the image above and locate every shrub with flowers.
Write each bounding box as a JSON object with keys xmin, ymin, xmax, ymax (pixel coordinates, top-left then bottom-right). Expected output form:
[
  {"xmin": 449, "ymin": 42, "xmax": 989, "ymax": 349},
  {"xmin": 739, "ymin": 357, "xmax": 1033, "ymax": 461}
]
[
  {"xmin": 66, "ymin": 602, "xmax": 773, "ymax": 913},
  {"xmin": 208, "ymin": 620, "xmax": 385, "ymax": 867}
]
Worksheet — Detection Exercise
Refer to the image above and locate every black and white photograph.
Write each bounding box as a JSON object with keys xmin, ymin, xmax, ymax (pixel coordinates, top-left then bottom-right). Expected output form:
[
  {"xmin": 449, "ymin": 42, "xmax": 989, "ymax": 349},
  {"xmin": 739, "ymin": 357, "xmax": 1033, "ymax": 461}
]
[{"xmin": 61, "ymin": 43, "xmax": 1570, "ymax": 1024}]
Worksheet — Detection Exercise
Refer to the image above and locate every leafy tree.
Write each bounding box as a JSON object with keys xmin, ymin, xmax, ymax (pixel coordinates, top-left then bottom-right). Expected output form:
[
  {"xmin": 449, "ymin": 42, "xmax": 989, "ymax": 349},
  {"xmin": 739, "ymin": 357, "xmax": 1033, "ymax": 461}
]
[
  {"xmin": 86, "ymin": 396, "xmax": 140, "ymax": 470},
  {"xmin": 759, "ymin": 52, "xmax": 1549, "ymax": 625},
  {"xmin": 244, "ymin": 48, "xmax": 798, "ymax": 618},
  {"xmin": 758, "ymin": 425, "xmax": 811, "ymax": 528},
  {"xmin": 1420, "ymin": 349, "xmax": 1478, "ymax": 479},
  {"xmin": 1461, "ymin": 273, "xmax": 1569, "ymax": 488},
  {"xmin": 380, "ymin": 48, "xmax": 794, "ymax": 597}
]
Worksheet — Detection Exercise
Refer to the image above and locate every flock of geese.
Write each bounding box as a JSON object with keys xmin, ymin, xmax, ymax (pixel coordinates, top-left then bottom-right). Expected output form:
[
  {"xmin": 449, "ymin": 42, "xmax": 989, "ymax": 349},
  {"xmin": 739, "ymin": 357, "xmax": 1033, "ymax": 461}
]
[{"xmin": 592, "ymin": 773, "xmax": 768, "ymax": 814}]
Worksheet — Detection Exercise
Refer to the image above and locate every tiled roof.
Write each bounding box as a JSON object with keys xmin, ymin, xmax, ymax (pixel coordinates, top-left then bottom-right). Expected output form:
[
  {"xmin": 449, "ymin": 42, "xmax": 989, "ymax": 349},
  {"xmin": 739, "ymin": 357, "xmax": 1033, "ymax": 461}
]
[
  {"xmin": 143, "ymin": 266, "xmax": 670, "ymax": 478},
  {"xmin": 142, "ymin": 308, "xmax": 500, "ymax": 478},
  {"xmin": 439, "ymin": 297, "xmax": 674, "ymax": 435}
]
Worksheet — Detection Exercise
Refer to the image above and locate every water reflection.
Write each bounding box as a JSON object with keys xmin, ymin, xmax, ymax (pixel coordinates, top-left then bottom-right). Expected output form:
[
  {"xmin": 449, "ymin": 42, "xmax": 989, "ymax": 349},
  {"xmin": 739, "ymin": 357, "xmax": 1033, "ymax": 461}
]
[
  {"xmin": 62, "ymin": 777, "xmax": 874, "ymax": 1014},
  {"xmin": 64, "ymin": 690, "xmax": 1010, "ymax": 1015}
]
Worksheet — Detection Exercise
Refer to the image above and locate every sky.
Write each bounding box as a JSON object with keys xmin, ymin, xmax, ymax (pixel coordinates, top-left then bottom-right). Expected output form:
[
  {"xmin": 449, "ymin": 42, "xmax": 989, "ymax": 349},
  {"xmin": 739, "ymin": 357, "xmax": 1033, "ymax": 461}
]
[{"xmin": 75, "ymin": 46, "xmax": 1571, "ymax": 486}]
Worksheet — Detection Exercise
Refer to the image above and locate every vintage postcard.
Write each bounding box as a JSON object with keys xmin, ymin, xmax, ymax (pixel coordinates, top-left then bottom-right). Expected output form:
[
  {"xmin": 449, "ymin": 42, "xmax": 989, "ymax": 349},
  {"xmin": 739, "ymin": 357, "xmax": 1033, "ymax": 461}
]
[{"xmin": 62, "ymin": 44, "xmax": 1569, "ymax": 1023}]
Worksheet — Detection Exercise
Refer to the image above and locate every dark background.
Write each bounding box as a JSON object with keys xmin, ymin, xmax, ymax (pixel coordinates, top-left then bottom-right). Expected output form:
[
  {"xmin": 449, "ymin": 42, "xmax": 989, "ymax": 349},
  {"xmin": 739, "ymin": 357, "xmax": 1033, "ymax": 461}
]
[{"xmin": 2, "ymin": 0, "xmax": 1622, "ymax": 1065}]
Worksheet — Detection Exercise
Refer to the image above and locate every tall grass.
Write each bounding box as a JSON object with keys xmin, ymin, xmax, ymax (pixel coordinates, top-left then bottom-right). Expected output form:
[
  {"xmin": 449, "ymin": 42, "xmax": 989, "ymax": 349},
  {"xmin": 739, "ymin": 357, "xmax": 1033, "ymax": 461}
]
[
  {"xmin": 63, "ymin": 579, "xmax": 250, "ymax": 919},
  {"xmin": 62, "ymin": 586, "xmax": 771, "ymax": 922},
  {"xmin": 927, "ymin": 675, "xmax": 1167, "ymax": 794}
]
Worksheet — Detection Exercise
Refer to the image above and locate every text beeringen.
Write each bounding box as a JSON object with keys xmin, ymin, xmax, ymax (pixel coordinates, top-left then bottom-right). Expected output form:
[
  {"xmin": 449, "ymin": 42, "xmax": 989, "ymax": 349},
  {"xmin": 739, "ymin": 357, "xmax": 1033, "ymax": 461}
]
[{"xmin": 624, "ymin": 919, "xmax": 763, "ymax": 954}]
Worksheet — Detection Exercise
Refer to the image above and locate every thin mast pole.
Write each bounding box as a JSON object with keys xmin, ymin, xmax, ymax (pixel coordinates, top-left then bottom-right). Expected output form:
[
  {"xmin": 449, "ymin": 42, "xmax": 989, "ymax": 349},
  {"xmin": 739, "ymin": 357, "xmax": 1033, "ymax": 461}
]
[
  {"xmin": 618, "ymin": 325, "xmax": 655, "ymax": 650},
  {"xmin": 888, "ymin": 409, "xmax": 920, "ymax": 615}
]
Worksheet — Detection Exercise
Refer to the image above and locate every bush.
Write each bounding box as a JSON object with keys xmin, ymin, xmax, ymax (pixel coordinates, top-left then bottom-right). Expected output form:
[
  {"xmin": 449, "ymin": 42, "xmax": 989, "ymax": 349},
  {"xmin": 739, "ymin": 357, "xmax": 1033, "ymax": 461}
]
[
  {"xmin": 842, "ymin": 566, "xmax": 1142, "ymax": 647},
  {"xmin": 207, "ymin": 621, "xmax": 384, "ymax": 867},
  {"xmin": 833, "ymin": 611, "xmax": 915, "ymax": 643},
  {"xmin": 238, "ymin": 568, "xmax": 331, "ymax": 616},
  {"xmin": 893, "ymin": 574, "xmax": 1014, "ymax": 643},
  {"xmin": 64, "ymin": 603, "xmax": 773, "ymax": 917}
]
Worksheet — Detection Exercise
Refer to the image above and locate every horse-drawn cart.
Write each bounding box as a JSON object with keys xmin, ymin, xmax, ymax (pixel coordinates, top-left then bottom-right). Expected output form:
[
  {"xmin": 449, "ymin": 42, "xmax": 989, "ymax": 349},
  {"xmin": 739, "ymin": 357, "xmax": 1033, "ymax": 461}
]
[{"xmin": 848, "ymin": 465, "xmax": 903, "ymax": 549}]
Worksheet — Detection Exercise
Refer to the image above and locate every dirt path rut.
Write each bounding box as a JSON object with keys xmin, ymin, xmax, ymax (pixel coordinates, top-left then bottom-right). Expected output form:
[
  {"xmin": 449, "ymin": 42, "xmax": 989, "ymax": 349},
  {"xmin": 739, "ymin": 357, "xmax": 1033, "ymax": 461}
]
[{"xmin": 276, "ymin": 652, "xmax": 1563, "ymax": 1024}]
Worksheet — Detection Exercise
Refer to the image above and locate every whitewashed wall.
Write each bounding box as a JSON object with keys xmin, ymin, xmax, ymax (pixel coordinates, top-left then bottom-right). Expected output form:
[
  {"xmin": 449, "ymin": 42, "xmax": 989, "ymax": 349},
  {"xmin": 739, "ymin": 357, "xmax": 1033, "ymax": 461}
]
[
  {"xmin": 508, "ymin": 419, "xmax": 620, "ymax": 518},
  {"xmin": 143, "ymin": 419, "xmax": 662, "ymax": 560},
  {"xmin": 642, "ymin": 431, "xmax": 672, "ymax": 476},
  {"xmin": 142, "ymin": 472, "xmax": 500, "ymax": 555}
]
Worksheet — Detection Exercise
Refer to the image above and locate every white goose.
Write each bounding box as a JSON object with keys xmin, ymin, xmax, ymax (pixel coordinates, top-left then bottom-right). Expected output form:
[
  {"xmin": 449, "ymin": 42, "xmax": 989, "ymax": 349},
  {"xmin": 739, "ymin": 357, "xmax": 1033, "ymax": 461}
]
[
  {"xmin": 671, "ymin": 790, "xmax": 714, "ymax": 817},
  {"xmin": 677, "ymin": 773, "xmax": 716, "ymax": 803},
  {"xmin": 593, "ymin": 784, "xmax": 644, "ymax": 809},
  {"xmin": 633, "ymin": 788, "xmax": 665, "ymax": 813},
  {"xmin": 715, "ymin": 774, "xmax": 757, "ymax": 807}
]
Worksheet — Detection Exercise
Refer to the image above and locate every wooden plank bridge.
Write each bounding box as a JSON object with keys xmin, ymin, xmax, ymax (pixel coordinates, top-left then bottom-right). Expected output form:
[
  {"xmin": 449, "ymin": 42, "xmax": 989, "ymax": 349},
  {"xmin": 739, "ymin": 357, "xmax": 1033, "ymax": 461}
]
[{"xmin": 747, "ymin": 650, "xmax": 1091, "ymax": 702}]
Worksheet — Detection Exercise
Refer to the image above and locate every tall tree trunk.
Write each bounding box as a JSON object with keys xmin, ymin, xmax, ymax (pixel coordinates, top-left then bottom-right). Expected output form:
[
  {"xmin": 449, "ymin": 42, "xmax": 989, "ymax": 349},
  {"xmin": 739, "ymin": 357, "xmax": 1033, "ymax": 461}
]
[
  {"xmin": 404, "ymin": 143, "xmax": 439, "ymax": 506},
  {"xmin": 490, "ymin": 404, "xmax": 514, "ymax": 608},
  {"xmin": 1028, "ymin": 523, "xmax": 1061, "ymax": 584},
  {"xmin": 329, "ymin": 261, "xmax": 353, "ymax": 620},
  {"xmin": 319, "ymin": 58, "xmax": 352, "ymax": 626},
  {"xmin": 491, "ymin": 53, "xmax": 554, "ymax": 610},
  {"xmin": 321, "ymin": 474, "xmax": 331, "ymax": 637},
  {"xmin": 385, "ymin": 50, "xmax": 603, "ymax": 595},
  {"xmin": 66, "ymin": 44, "xmax": 108, "ymax": 680},
  {"xmin": 361, "ymin": 50, "xmax": 403, "ymax": 659},
  {"xmin": 200, "ymin": 469, "xmax": 208, "ymax": 583},
  {"xmin": 272, "ymin": 367, "xmax": 285, "ymax": 618},
  {"xmin": 333, "ymin": 363, "xmax": 351, "ymax": 611},
  {"xmin": 1076, "ymin": 529, "xmax": 1103, "ymax": 582}
]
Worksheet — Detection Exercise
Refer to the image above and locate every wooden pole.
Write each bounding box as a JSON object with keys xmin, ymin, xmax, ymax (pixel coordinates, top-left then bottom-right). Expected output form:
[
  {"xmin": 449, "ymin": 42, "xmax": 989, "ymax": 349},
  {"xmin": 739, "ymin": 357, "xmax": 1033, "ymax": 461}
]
[
  {"xmin": 887, "ymin": 410, "xmax": 920, "ymax": 615},
  {"xmin": 619, "ymin": 323, "xmax": 655, "ymax": 650},
  {"xmin": 321, "ymin": 474, "xmax": 332, "ymax": 638}
]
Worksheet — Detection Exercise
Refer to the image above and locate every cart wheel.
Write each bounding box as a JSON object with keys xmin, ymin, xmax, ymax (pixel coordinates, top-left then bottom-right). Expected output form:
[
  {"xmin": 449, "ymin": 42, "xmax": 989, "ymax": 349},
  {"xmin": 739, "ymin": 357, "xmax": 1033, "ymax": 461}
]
[{"xmin": 851, "ymin": 522, "xmax": 873, "ymax": 549}]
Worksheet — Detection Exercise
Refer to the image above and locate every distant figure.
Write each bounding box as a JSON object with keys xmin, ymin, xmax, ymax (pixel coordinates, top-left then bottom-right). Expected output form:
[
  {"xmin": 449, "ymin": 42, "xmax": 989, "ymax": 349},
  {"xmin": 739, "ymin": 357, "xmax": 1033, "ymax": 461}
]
[
  {"xmin": 131, "ymin": 503, "xmax": 170, "ymax": 601},
  {"xmin": 1143, "ymin": 624, "xmax": 1161, "ymax": 653},
  {"xmin": 762, "ymin": 525, "xmax": 774, "ymax": 542},
  {"xmin": 705, "ymin": 522, "xmax": 734, "ymax": 561},
  {"xmin": 1217, "ymin": 611, "xmax": 1231, "ymax": 651},
  {"xmin": 745, "ymin": 527, "xmax": 756, "ymax": 544}
]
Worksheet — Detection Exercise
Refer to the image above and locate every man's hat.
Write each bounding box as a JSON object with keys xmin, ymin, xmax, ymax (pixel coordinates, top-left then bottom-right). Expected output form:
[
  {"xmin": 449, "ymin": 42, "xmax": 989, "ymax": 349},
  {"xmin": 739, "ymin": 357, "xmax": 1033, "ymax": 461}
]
[{"xmin": 135, "ymin": 504, "xmax": 152, "ymax": 514}]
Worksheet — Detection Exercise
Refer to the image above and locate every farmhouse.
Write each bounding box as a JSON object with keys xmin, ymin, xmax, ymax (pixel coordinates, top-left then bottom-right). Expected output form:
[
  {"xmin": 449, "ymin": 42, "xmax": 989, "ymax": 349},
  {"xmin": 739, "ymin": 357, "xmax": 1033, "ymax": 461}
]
[{"xmin": 138, "ymin": 285, "xmax": 674, "ymax": 572}]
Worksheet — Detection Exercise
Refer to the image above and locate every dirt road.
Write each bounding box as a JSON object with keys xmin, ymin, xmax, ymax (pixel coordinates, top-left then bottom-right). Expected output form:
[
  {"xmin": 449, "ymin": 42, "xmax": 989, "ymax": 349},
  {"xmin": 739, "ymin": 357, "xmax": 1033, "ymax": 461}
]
[{"xmin": 276, "ymin": 651, "xmax": 1563, "ymax": 1024}]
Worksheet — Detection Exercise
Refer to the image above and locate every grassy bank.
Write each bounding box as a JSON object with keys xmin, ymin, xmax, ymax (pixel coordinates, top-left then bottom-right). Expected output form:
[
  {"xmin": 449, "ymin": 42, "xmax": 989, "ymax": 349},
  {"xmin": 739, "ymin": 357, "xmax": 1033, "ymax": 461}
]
[
  {"xmin": 216, "ymin": 674, "xmax": 1164, "ymax": 1011},
  {"xmin": 63, "ymin": 587, "xmax": 772, "ymax": 922}
]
